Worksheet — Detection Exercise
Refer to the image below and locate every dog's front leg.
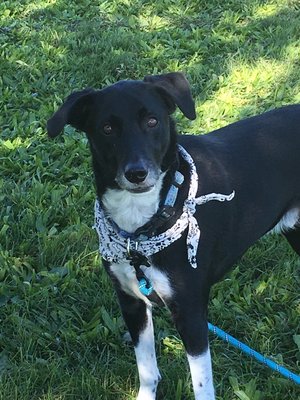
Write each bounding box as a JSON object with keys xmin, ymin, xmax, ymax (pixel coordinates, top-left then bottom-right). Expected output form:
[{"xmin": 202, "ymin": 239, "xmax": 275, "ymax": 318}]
[
  {"xmin": 117, "ymin": 291, "xmax": 161, "ymax": 400},
  {"xmin": 135, "ymin": 306, "xmax": 161, "ymax": 400},
  {"xmin": 187, "ymin": 347, "xmax": 214, "ymax": 400},
  {"xmin": 170, "ymin": 297, "xmax": 215, "ymax": 400}
]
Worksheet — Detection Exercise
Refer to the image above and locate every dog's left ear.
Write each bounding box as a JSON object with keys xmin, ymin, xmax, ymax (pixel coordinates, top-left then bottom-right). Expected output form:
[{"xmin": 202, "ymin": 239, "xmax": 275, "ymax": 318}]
[{"xmin": 144, "ymin": 72, "xmax": 196, "ymax": 120}]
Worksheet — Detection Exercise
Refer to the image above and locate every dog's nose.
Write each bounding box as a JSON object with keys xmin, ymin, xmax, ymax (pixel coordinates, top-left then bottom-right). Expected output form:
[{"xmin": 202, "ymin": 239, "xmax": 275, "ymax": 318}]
[{"xmin": 125, "ymin": 165, "xmax": 148, "ymax": 184}]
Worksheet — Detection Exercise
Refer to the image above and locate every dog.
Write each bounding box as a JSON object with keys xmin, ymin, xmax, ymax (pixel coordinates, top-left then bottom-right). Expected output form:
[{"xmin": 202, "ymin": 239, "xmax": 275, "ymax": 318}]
[{"xmin": 47, "ymin": 72, "xmax": 300, "ymax": 399}]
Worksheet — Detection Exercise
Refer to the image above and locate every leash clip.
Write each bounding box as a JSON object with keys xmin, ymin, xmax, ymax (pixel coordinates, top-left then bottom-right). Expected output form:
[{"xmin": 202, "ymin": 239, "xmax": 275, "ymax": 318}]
[{"xmin": 126, "ymin": 240, "xmax": 153, "ymax": 296}]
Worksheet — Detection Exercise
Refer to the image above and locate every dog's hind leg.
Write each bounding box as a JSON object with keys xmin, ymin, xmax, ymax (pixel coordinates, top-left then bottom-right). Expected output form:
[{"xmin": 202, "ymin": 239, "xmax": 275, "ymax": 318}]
[
  {"xmin": 169, "ymin": 292, "xmax": 215, "ymax": 400},
  {"xmin": 117, "ymin": 290, "xmax": 160, "ymax": 400},
  {"xmin": 284, "ymin": 228, "xmax": 300, "ymax": 255}
]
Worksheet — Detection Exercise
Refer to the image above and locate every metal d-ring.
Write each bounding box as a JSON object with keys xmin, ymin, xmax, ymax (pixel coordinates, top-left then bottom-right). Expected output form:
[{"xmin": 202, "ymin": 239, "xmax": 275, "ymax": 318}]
[
  {"xmin": 126, "ymin": 238, "xmax": 131, "ymax": 256},
  {"xmin": 126, "ymin": 239, "xmax": 139, "ymax": 256}
]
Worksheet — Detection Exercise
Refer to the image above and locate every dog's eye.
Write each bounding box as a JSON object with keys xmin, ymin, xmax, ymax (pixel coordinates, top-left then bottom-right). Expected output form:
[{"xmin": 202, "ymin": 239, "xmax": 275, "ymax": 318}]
[
  {"xmin": 147, "ymin": 117, "xmax": 158, "ymax": 128},
  {"xmin": 103, "ymin": 124, "xmax": 112, "ymax": 135}
]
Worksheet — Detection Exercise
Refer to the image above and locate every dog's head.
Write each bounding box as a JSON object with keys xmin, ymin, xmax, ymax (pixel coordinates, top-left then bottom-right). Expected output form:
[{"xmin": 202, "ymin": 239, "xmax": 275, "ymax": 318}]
[{"xmin": 47, "ymin": 72, "xmax": 196, "ymax": 194}]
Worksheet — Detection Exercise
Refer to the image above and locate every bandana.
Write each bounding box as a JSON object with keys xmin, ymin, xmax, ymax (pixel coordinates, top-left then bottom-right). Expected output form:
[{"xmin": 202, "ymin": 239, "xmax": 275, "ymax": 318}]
[{"xmin": 94, "ymin": 144, "xmax": 235, "ymax": 268}]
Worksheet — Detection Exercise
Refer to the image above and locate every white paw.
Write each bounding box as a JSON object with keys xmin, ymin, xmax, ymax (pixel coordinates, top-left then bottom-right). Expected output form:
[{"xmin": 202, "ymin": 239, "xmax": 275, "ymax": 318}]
[{"xmin": 136, "ymin": 386, "xmax": 156, "ymax": 400}]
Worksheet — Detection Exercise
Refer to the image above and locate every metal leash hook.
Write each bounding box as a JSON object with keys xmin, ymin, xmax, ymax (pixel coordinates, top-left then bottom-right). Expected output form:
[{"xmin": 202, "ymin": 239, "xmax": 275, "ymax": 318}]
[{"xmin": 126, "ymin": 238, "xmax": 153, "ymax": 296}]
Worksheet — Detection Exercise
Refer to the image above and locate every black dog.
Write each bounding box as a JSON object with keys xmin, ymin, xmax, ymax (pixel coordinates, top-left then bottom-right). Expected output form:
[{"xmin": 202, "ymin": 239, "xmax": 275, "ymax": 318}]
[{"xmin": 47, "ymin": 72, "xmax": 300, "ymax": 399}]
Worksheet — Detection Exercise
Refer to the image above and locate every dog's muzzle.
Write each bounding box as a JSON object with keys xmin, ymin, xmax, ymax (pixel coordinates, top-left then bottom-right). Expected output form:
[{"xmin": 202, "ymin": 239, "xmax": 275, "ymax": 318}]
[{"xmin": 117, "ymin": 161, "xmax": 161, "ymax": 193}]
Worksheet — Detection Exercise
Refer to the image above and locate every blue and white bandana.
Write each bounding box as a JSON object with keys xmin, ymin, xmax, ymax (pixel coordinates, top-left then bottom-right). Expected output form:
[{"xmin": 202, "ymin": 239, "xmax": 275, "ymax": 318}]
[{"xmin": 94, "ymin": 145, "xmax": 235, "ymax": 268}]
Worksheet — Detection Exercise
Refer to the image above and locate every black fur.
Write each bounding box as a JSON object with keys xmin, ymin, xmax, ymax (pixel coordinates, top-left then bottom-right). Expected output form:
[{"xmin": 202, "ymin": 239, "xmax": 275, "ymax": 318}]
[{"xmin": 48, "ymin": 72, "xmax": 300, "ymax": 396}]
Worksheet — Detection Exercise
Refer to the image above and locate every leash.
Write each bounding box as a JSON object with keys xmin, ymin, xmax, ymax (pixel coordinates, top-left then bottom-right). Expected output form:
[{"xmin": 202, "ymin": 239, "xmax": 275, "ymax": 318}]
[{"xmin": 208, "ymin": 322, "xmax": 300, "ymax": 385}]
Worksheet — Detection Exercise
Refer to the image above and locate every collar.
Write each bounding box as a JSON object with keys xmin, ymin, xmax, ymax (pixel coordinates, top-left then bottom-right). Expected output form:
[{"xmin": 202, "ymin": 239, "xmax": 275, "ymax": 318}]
[
  {"xmin": 94, "ymin": 144, "xmax": 235, "ymax": 269},
  {"xmin": 101, "ymin": 168, "xmax": 184, "ymax": 241},
  {"xmin": 132, "ymin": 169, "xmax": 184, "ymax": 240}
]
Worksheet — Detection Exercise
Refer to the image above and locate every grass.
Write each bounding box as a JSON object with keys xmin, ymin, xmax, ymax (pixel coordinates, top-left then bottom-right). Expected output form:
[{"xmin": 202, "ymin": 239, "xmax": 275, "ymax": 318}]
[{"xmin": 0, "ymin": 0, "xmax": 300, "ymax": 399}]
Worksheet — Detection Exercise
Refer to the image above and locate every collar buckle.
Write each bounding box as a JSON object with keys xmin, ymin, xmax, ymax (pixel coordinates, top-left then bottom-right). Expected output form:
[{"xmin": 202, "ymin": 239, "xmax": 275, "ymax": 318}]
[{"xmin": 158, "ymin": 205, "xmax": 176, "ymax": 220}]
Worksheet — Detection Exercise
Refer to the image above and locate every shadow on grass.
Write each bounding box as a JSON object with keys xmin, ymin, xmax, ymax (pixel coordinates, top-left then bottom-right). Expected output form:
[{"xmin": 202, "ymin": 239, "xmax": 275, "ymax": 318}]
[
  {"xmin": 27, "ymin": 1, "xmax": 300, "ymax": 98},
  {"xmin": 1, "ymin": 0, "xmax": 299, "ymax": 143}
]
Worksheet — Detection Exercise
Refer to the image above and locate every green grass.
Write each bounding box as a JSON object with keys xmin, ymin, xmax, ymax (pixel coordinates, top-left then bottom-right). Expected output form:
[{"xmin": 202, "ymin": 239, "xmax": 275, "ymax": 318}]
[{"xmin": 1, "ymin": 0, "xmax": 300, "ymax": 399}]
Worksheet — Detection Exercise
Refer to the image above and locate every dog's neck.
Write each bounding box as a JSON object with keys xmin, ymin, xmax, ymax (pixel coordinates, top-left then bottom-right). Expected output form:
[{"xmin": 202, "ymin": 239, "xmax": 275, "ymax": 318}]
[{"xmin": 101, "ymin": 173, "xmax": 166, "ymax": 233}]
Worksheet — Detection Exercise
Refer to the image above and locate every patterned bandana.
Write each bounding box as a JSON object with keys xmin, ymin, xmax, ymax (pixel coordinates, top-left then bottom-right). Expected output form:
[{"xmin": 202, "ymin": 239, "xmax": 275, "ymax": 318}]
[{"xmin": 94, "ymin": 144, "xmax": 235, "ymax": 268}]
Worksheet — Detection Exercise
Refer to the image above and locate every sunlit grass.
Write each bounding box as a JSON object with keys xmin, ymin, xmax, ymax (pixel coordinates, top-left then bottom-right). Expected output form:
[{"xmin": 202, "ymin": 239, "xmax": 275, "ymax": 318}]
[{"xmin": 1, "ymin": 0, "xmax": 299, "ymax": 399}]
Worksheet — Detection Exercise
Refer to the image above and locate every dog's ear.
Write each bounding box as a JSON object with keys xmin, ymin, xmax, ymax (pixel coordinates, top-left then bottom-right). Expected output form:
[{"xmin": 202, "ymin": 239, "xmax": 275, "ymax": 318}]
[
  {"xmin": 47, "ymin": 88, "xmax": 96, "ymax": 137},
  {"xmin": 143, "ymin": 72, "xmax": 196, "ymax": 120}
]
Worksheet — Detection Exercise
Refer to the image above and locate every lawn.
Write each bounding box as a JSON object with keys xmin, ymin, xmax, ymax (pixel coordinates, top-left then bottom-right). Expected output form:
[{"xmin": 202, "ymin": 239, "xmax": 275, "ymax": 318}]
[{"xmin": 0, "ymin": 0, "xmax": 300, "ymax": 399}]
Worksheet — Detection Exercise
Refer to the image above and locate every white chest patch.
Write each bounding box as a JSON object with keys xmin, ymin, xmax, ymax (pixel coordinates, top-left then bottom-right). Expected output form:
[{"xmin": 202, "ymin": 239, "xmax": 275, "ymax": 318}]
[
  {"xmin": 102, "ymin": 174, "xmax": 165, "ymax": 233},
  {"xmin": 102, "ymin": 173, "xmax": 172, "ymax": 301},
  {"xmin": 110, "ymin": 261, "xmax": 173, "ymax": 304}
]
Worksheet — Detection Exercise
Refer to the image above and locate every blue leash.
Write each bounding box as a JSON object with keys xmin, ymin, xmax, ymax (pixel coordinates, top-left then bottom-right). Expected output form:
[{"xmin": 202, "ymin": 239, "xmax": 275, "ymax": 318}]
[{"xmin": 208, "ymin": 322, "xmax": 300, "ymax": 385}]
